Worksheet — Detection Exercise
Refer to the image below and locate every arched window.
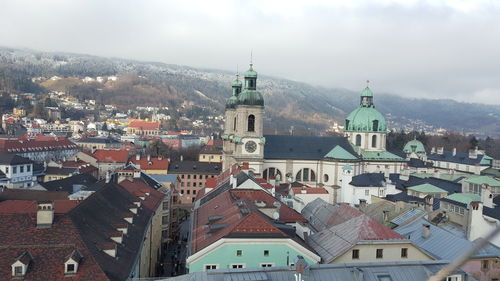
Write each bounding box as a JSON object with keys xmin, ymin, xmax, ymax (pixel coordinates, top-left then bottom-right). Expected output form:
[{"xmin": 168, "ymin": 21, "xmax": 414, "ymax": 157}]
[
  {"xmin": 295, "ymin": 168, "xmax": 316, "ymax": 182},
  {"xmin": 263, "ymin": 168, "xmax": 282, "ymax": 180},
  {"xmin": 324, "ymin": 174, "xmax": 329, "ymax": 182},
  {"xmin": 247, "ymin": 115, "xmax": 255, "ymax": 132},
  {"xmin": 355, "ymin": 134, "xmax": 362, "ymax": 146},
  {"xmin": 372, "ymin": 135, "xmax": 377, "ymax": 148},
  {"xmin": 372, "ymin": 120, "xmax": 379, "ymax": 132},
  {"xmin": 233, "ymin": 116, "xmax": 237, "ymax": 131}
]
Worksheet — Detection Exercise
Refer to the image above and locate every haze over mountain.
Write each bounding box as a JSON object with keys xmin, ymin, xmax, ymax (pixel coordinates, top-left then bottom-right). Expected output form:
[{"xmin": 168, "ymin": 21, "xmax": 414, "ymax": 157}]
[{"xmin": 0, "ymin": 47, "xmax": 499, "ymax": 137}]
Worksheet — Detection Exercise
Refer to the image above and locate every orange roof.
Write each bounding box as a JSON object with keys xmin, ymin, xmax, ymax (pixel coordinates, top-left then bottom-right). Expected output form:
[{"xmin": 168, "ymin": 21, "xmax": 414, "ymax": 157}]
[
  {"xmin": 128, "ymin": 120, "xmax": 160, "ymax": 130},
  {"xmin": 292, "ymin": 187, "xmax": 329, "ymax": 194},
  {"xmin": 128, "ymin": 156, "xmax": 169, "ymax": 170},
  {"xmin": 0, "ymin": 200, "xmax": 79, "ymax": 214},
  {"xmin": 92, "ymin": 149, "xmax": 130, "ymax": 163},
  {"xmin": 118, "ymin": 179, "xmax": 164, "ymax": 212}
]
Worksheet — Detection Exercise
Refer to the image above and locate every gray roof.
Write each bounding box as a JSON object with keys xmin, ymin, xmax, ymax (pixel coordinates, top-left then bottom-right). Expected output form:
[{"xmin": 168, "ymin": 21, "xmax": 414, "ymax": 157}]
[
  {"xmin": 263, "ymin": 135, "xmax": 360, "ymax": 161},
  {"xmin": 150, "ymin": 174, "xmax": 179, "ymax": 183},
  {"xmin": 158, "ymin": 260, "xmax": 468, "ymax": 281},
  {"xmin": 76, "ymin": 137, "xmax": 122, "ymax": 144},
  {"xmin": 168, "ymin": 161, "xmax": 222, "ymax": 175},
  {"xmin": 395, "ymin": 217, "xmax": 500, "ymax": 260},
  {"xmin": 0, "ymin": 154, "xmax": 32, "ymax": 165}
]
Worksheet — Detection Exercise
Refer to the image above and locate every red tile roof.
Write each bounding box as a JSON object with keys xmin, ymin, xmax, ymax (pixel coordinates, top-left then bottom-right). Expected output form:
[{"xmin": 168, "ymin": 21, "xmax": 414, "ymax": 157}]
[
  {"xmin": 118, "ymin": 178, "xmax": 164, "ymax": 212},
  {"xmin": 230, "ymin": 189, "xmax": 307, "ymax": 223},
  {"xmin": 128, "ymin": 156, "xmax": 169, "ymax": 170},
  {"xmin": 0, "ymin": 138, "xmax": 78, "ymax": 153},
  {"xmin": 0, "ymin": 200, "xmax": 79, "ymax": 214},
  {"xmin": 91, "ymin": 149, "xmax": 130, "ymax": 163},
  {"xmin": 292, "ymin": 187, "xmax": 329, "ymax": 194},
  {"xmin": 128, "ymin": 120, "xmax": 160, "ymax": 130}
]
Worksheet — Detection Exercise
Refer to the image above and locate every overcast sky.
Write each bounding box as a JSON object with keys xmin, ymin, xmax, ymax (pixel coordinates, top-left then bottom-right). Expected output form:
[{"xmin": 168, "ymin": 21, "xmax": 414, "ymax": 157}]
[{"xmin": 1, "ymin": 0, "xmax": 500, "ymax": 105}]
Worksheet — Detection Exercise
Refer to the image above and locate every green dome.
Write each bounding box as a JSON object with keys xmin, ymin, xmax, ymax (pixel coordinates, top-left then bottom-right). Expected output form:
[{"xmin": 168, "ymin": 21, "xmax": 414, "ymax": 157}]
[
  {"xmin": 225, "ymin": 95, "xmax": 238, "ymax": 109},
  {"xmin": 345, "ymin": 107, "xmax": 386, "ymax": 132},
  {"xmin": 244, "ymin": 65, "xmax": 258, "ymax": 78},
  {"xmin": 238, "ymin": 89, "xmax": 264, "ymax": 106},
  {"xmin": 403, "ymin": 139, "xmax": 426, "ymax": 154},
  {"xmin": 361, "ymin": 86, "xmax": 373, "ymax": 97},
  {"xmin": 232, "ymin": 78, "xmax": 242, "ymax": 87}
]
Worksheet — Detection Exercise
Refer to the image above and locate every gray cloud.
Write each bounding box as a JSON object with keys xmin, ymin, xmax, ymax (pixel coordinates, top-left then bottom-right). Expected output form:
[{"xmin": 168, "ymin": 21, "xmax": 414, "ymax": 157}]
[{"xmin": 1, "ymin": 0, "xmax": 499, "ymax": 105}]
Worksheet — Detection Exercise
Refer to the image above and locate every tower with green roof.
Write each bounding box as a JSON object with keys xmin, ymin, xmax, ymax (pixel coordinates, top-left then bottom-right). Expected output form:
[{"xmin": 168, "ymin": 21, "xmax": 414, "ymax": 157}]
[
  {"xmin": 345, "ymin": 85, "xmax": 387, "ymax": 151},
  {"xmin": 223, "ymin": 64, "xmax": 265, "ymax": 172}
]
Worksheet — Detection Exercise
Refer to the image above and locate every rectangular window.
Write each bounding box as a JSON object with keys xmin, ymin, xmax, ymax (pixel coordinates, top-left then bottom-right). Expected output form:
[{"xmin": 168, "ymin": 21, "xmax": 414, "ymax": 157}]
[
  {"xmin": 14, "ymin": 266, "xmax": 23, "ymax": 275},
  {"xmin": 20, "ymin": 166, "xmax": 24, "ymax": 173},
  {"xmin": 236, "ymin": 250, "xmax": 242, "ymax": 256},
  {"xmin": 66, "ymin": 263, "xmax": 75, "ymax": 273},
  {"xmin": 181, "ymin": 182, "xmax": 184, "ymax": 187},
  {"xmin": 459, "ymin": 208, "xmax": 465, "ymax": 215},
  {"xmin": 231, "ymin": 264, "xmax": 244, "ymax": 269},
  {"xmin": 193, "ymin": 182, "xmax": 197, "ymax": 187},
  {"xmin": 187, "ymin": 190, "xmax": 190, "ymax": 194},
  {"xmin": 446, "ymin": 275, "xmax": 462, "ymax": 281},
  {"xmin": 261, "ymin": 263, "xmax": 273, "ymax": 267},
  {"xmin": 187, "ymin": 175, "xmax": 191, "ymax": 179},
  {"xmin": 13, "ymin": 166, "xmax": 17, "ymax": 174},
  {"xmin": 352, "ymin": 249, "xmax": 360, "ymax": 259},
  {"xmin": 365, "ymin": 189, "xmax": 370, "ymax": 196},
  {"xmin": 264, "ymin": 250, "xmax": 269, "ymax": 256},
  {"xmin": 162, "ymin": 216, "xmax": 169, "ymax": 224},
  {"xmin": 27, "ymin": 165, "xmax": 30, "ymax": 172},
  {"xmin": 5, "ymin": 167, "xmax": 8, "ymax": 173},
  {"xmin": 376, "ymin": 249, "xmax": 383, "ymax": 259},
  {"xmin": 181, "ymin": 175, "xmax": 185, "ymax": 179},
  {"xmin": 180, "ymin": 190, "xmax": 184, "ymax": 194},
  {"xmin": 193, "ymin": 175, "xmax": 197, "ymax": 179},
  {"xmin": 205, "ymin": 264, "xmax": 218, "ymax": 271},
  {"xmin": 482, "ymin": 260, "xmax": 489, "ymax": 270},
  {"xmin": 187, "ymin": 182, "xmax": 191, "ymax": 187},
  {"xmin": 163, "ymin": 202, "xmax": 169, "ymax": 210},
  {"xmin": 193, "ymin": 190, "xmax": 196, "ymax": 195},
  {"xmin": 401, "ymin": 248, "xmax": 408, "ymax": 258}
]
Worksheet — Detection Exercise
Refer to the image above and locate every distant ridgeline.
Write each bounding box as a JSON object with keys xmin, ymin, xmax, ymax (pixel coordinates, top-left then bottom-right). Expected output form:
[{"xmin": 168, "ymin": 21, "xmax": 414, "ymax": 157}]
[{"xmin": 0, "ymin": 47, "xmax": 499, "ymax": 137}]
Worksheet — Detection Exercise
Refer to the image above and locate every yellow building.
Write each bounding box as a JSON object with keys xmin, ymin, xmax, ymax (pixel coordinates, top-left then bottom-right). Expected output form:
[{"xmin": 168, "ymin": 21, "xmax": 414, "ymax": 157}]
[
  {"xmin": 198, "ymin": 145, "xmax": 223, "ymax": 163},
  {"xmin": 12, "ymin": 107, "xmax": 26, "ymax": 117}
]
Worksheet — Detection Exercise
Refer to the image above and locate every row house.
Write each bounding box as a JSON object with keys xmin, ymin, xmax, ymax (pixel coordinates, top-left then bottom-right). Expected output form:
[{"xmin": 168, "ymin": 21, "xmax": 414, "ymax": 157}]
[
  {"xmin": 0, "ymin": 136, "xmax": 79, "ymax": 162},
  {"xmin": 0, "ymin": 155, "xmax": 37, "ymax": 189}
]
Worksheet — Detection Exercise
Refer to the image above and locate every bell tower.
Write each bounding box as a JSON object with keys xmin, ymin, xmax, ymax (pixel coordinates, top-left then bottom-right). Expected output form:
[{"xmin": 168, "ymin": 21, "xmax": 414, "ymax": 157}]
[{"xmin": 222, "ymin": 63, "xmax": 265, "ymax": 174}]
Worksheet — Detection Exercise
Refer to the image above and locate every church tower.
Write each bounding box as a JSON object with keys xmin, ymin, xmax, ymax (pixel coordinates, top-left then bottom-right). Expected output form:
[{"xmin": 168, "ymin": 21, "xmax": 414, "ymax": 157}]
[
  {"xmin": 222, "ymin": 64, "xmax": 265, "ymax": 174},
  {"xmin": 344, "ymin": 85, "xmax": 387, "ymax": 151}
]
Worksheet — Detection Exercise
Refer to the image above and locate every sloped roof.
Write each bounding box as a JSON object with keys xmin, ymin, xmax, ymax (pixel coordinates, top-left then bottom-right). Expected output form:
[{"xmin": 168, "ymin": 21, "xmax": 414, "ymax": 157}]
[
  {"xmin": 40, "ymin": 173, "xmax": 98, "ymax": 193},
  {"xmin": 128, "ymin": 156, "xmax": 169, "ymax": 170},
  {"xmin": 168, "ymin": 160, "xmax": 221, "ymax": 174},
  {"xmin": 396, "ymin": 217, "xmax": 500, "ymax": 260},
  {"xmin": 0, "ymin": 138, "xmax": 78, "ymax": 153},
  {"xmin": 292, "ymin": 187, "xmax": 329, "ymax": 195},
  {"xmin": 163, "ymin": 260, "xmax": 468, "ymax": 281},
  {"xmin": 230, "ymin": 189, "xmax": 307, "ymax": 223},
  {"xmin": 350, "ymin": 173, "xmax": 386, "ymax": 187},
  {"xmin": 407, "ymin": 183, "xmax": 448, "ymax": 194},
  {"xmin": 0, "ymin": 154, "xmax": 32, "ymax": 165},
  {"xmin": 128, "ymin": 120, "xmax": 160, "ymax": 130},
  {"xmin": 0, "ymin": 189, "xmax": 69, "ymax": 201},
  {"xmin": 441, "ymin": 193, "xmax": 480, "ymax": 207},
  {"xmin": 464, "ymin": 175, "xmax": 500, "ymax": 187},
  {"xmin": 191, "ymin": 189, "xmax": 307, "ymax": 254},
  {"xmin": 263, "ymin": 135, "xmax": 360, "ymax": 161},
  {"xmin": 323, "ymin": 145, "xmax": 358, "ymax": 160},
  {"xmin": 91, "ymin": 149, "xmax": 130, "ymax": 163},
  {"xmin": 428, "ymin": 150, "xmax": 490, "ymax": 166},
  {"xmin": 308, "ymin": 214, "xmax": 405, "ymax": 263},
  {"xmin": 301, "ymin": 198, "xmax": 364, "ymax": 232},
  {"xmin": 0, "ymin": 200, "xmax": 78, "ymax": 214}
]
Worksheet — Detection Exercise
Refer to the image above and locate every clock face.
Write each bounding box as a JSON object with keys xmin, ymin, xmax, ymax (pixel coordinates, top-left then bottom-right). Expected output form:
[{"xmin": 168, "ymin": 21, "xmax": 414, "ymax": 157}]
[{"xmin": 245, "ymin": 140, "xmax": 257, "ymax": 153}]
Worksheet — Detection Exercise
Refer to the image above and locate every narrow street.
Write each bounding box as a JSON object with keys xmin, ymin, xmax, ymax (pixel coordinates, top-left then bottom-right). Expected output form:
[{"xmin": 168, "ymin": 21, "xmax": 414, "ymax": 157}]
[{"xmin": 162, "ymin": 212, "xmax": 191, "ymax": 277}]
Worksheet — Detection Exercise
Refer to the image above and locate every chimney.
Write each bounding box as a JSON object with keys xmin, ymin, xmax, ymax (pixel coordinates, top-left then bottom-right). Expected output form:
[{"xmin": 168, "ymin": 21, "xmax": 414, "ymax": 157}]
[
  {"xmin": 295, "ymin": 255, "xmax": 309, "ymax": 276},
  {"xmin": 469, "ymin": 148, "xmax": 478, "ymax": 159},
  {"xmin": 452, "ymin": 148, "xmax": 457, "ymax": 156},
  {"xmin": 422, "ymin": 224, "xmax": 431, "ymax": 239},
  {"xmin": 147, "ymin": 154, "xmax": 151, "ymax": 162},
  {"xmin": 431, "ymin": 147, "xmax": 436, "ymax": 154},
  {"xmin": 105, "ymin": 170, "xmax": 111, "ymax": 183},
  {"xmin": 359, "ymin": 199, "xmax": 367, "ymax": 209},
  {"xmin": 37, "ymin": 201, "xmax": 54, "ymax": 228},
  {"xmin": 135, "ymin": 153, "xmax": 140, "ymax": 161},
  {"xmin": 481, "ymin": 184, "xmax": 493, "ymax": 208},
  {"xmin": 382, "ymin": 210, "xmax": 389, "ymax": 223},
  {"xmin": 180, "ymin": 155, "xmax": 184, "ymax": 162},
  {"xmin": 230, "ymin": 174, "xmax": 237, "ymax": 189},
  {"xmin": 158, "ymin": 155, "xmax": 163, "ymax": 160},
  {"xmin": 437, "ymin": 147, "xmax": 444, "ymax": 155}
]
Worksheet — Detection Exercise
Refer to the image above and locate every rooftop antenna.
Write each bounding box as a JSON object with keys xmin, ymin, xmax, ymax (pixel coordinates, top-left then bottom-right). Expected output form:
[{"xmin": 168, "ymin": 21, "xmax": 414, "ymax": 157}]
[
  {"xmin": 236, "ymin": 64, "xmax": 239, "ymax": 79},
  {"xmin": 250, "ymin": 50, "xmax": 253, "ymax": 67}
]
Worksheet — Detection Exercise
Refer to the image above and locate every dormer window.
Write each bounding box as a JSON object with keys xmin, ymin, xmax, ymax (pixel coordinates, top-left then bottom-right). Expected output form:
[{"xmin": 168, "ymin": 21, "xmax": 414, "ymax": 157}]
[
  {"xmin": 11, "ymin": 251, "xmax": 32, "ymax": 277},
  {"xmin": 64, "ymin": 249, "xmax": 83, "ymax": 275}
]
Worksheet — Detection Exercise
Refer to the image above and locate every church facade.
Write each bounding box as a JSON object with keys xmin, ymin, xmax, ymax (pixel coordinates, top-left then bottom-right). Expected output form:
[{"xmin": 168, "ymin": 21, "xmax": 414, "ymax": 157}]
[{"xmin": 222, "ymin": 64, "xmax": 406, "ymax": 196}]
